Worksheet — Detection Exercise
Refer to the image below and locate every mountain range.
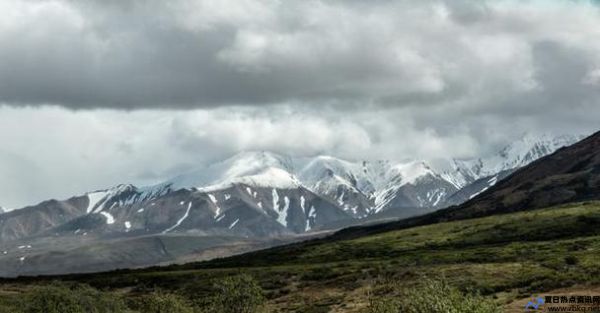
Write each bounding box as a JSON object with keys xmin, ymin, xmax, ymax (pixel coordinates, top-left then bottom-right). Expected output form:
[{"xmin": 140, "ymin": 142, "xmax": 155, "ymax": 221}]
[
  {"xmin": 325, "ymin": 130, "xmax": 600, "ymax": 242},
  {"xmin": 0, "ymin": 133, "xmax": 584, "ymax": 276}
]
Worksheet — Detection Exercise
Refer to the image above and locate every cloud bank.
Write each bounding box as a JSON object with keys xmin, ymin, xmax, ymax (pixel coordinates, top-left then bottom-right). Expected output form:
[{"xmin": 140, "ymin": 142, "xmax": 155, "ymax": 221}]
[{"xmin": 0, "ymin": 0, "xmax": 599, "ymax": 207}]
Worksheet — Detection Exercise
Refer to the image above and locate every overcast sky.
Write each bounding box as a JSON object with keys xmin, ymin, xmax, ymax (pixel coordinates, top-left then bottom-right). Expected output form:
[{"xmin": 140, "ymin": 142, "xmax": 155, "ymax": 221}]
[{"xmin": 1, "ymin": 0, "xmax": 599, "ymax": 208}]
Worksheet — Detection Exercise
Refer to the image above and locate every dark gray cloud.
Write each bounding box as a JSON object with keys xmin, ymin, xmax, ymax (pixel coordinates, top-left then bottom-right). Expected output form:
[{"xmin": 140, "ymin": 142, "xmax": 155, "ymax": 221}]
[{"xmin": 1, "ymin": 0, "xmax": 595, "ymax": 112}]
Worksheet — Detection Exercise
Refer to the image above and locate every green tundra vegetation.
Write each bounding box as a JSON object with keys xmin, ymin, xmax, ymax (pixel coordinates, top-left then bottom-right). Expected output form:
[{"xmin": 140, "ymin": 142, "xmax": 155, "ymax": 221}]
[
  {"xmin": 0, "ymin": 274, "xmax": 266, "ymax": 313},
  {"xmin": 0, "ymin": 201, "xmax": 599, "ymax": 312},
  {"xmin": 365, "ymin": 278, "xmax": 500, "ymax": 313}
]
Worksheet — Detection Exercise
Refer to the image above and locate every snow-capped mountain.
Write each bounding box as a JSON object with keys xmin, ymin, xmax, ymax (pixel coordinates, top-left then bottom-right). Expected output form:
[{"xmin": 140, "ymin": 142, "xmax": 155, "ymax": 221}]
[
  {"xmin": 293, "ymin": 157, "xmax": 456, "ymax": 216},
  {"xmin": 156, "ymin": 152, "xmax": 452, "ymax": 219},
  {"xmin": 1, "ymin": 134, "xmax": 583, "ymax": 242},
  {"xmin": 296, "ymin": 156, "xmax": 373, "ymax": 218},
  {"xmin": 0, "ymin": 151, "xmax": 452, "ymax": 245},
  {"xmin": 166, "ymin": 151, "xmax": 298, "ymax": 191},
  {"xmin": 442, "ymin": 134, "xmax": 583, "ymax": 189},
  {"xmin": 62, "ymin": 183, "xmax": 349, "ymax": 238},
  {"xmin": 370, "ymin": 162, "xmax": 458, "ymax": 219},
  {"xmin": 0, "ymin": 133, "xmax": 585, "ymax": 276},
  {"xmin": 440, "ymin": 133, "xmax": 584, "ymax": 204},
  {"xmin": 370, "ymin": 161, "xmax": 455, "ymax": 213}
]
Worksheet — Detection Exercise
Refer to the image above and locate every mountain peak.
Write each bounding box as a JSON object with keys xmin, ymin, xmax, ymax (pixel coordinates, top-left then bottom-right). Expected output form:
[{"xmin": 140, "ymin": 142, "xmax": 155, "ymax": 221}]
[
  {"xmin": 388, "ymin": 160, "xmax": 436, "ymax": 186},
  {"xmin": 164, "ymin": 151, "xmax": 299, "ymax": 192}
]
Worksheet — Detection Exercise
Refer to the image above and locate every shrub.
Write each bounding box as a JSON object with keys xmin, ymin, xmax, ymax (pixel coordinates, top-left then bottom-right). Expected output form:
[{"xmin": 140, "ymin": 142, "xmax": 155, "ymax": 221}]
[
  {"xmin": 0, "ymin": 302, "xmax": 23, "ymax": 313},
  {"xmin": 135, "ymin": 291, "xmax": 194, "ymax": 313},
  {"xmin": 366, "ymin": 296, "xmax": 400, "ymax": 313},
  {"xmin": 366, "ymin": 278, "xmax": 500, "ymax": 313},
  {"xmin": 204, "ymin": 274, "xmax": 265, "ymax": 313},
  {"xmin": 564, "ymin": 255, "xmax": 579, "ymax": 265},
  {"xmin": 23, "ymin": 282, "xmax": 128, "ymax": 313}
]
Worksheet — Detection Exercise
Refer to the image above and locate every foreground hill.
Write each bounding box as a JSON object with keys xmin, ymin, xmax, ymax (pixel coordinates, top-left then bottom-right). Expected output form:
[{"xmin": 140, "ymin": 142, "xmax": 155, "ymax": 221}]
[{"xmin": 1, "ymin": 201, "xmax": 599, "ymax": 312}]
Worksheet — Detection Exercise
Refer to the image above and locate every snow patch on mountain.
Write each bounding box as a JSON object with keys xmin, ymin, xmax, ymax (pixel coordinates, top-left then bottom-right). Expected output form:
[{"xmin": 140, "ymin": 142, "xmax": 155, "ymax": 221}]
[
  {"xmin": 207, "ymin": 194, "xmax": 221, "ymax": 217},
  {"xmin": 300, "ymin": 196, "xmax": 306, "ymax": 214},
  {"xmin": 229, "ymin": 219, "xmax": 239, "ymax": 229},
  {"xmin": 306, "ymin": 205, "xmax": 316, "ymax": 231},
  {"xmin": 272, "ymin": 189, "xmax": 280, "ymax": 211},
  {"xmin": 372, "ymin": 185, "xmax": 397, "ymax": 214},
  {"xmin": 86, "ymin": 191, "xmax": 108, "ymax": 213},
  {"xmin": 162, "ymin": 202, "xmax": 192, "ymax": 234},
  {"xmin": 99, "ymin": 211, "xmax": 115, "ymax": 224},
  {"xmin": 275, "ymin": 195, "xmax": 290, "ymax": 227}
]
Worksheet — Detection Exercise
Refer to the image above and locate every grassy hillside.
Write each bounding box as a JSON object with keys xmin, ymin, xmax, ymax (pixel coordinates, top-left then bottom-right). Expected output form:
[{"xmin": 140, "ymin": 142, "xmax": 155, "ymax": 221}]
[{"xmin": 2, "ymin": 201, "xmax": 600, "ymax": 312}]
